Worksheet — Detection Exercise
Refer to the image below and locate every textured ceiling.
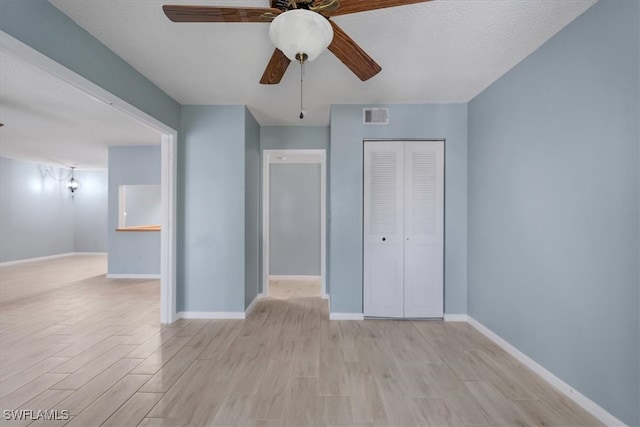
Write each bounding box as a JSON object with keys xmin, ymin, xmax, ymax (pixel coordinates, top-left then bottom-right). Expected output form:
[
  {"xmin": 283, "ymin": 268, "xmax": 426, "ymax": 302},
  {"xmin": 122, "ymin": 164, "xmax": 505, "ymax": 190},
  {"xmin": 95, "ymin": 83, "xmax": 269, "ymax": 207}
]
[
  {"xmin": 49, "ymin": 0, "xmax": 596, "ymax": 126},
  {"xmin": 0, "ymin": 50, "xmax": 161, "ymax": 169}
]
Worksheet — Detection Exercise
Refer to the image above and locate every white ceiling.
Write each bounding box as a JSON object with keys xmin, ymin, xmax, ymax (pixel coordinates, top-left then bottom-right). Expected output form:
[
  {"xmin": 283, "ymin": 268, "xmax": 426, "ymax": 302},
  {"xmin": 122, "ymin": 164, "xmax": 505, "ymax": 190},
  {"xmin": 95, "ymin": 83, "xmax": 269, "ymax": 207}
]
[
  {"xmin": 0, "ymin": 0, "xmax": 597, "ymax": 169},
  {"xmin": 0, "ymin": 50, "xmax": 162, "ymax": 169},
  {"xmin": 49, "ymin": 0, "xmax": 596, "ymax": 126}
]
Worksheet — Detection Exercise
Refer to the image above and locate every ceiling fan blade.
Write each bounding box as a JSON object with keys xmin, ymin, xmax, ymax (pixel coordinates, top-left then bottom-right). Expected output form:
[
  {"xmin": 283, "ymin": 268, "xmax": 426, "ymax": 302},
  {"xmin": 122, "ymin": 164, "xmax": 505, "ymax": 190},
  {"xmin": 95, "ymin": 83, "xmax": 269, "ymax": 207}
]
[
  {"xmin": 327, "ymin": 21, "xmax": 381, "ymax": 81},
  {"xmin": 260, "ymin": 49, "xmax": 292, "ymax": 84},
  {"xmin": 326, "ymin": 0, "xmax": 432, "ymax": 16},
  {"xmin": 163, "ymin": 5, "xmax": 281, "ymax": 23}
]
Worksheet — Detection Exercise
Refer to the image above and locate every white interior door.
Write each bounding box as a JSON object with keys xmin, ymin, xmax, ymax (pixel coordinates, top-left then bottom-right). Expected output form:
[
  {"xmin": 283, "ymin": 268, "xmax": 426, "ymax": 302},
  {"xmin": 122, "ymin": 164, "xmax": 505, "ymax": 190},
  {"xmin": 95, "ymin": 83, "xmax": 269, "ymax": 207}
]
[
  {"xmin": 363, "ymin": 141, "xmax": 404, "ymax": 318},
  {"xmin": 403, "ymin": 141, "xmax": 444, "ymax": 318}
]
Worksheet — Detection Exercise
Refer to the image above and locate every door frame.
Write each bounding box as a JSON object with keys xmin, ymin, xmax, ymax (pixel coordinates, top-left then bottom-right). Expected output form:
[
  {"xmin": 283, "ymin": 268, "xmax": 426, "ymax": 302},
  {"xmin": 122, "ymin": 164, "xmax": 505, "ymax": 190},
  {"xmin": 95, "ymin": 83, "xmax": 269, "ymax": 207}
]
[
  {"xmin": 1, "ymin": 31, "xmax": 178, "ymax": 324},
  {"xmin": 262, "ymin": 149, "xmax": 327, "ymax": 298}
]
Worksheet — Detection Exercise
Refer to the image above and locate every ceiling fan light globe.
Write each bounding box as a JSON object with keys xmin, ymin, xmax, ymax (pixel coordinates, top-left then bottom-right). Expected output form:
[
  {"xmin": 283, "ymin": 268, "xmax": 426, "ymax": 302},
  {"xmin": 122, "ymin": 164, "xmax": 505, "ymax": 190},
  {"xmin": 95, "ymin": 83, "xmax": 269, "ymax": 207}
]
[{"xmin": 268, "ymin": 9, "xmax": 333, "ymax": 62}]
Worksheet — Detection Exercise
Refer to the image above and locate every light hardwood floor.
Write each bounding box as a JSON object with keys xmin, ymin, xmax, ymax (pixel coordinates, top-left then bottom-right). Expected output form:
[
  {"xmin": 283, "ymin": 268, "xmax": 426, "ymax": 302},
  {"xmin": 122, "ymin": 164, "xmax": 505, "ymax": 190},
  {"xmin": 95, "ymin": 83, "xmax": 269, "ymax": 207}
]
[
  {"xmin": 0, "ymin": 255, "xmax": 602, "ymax": 426},
  {"xmin": 268, "ymin": 279, "xmax": 321, "ymax": 299}
]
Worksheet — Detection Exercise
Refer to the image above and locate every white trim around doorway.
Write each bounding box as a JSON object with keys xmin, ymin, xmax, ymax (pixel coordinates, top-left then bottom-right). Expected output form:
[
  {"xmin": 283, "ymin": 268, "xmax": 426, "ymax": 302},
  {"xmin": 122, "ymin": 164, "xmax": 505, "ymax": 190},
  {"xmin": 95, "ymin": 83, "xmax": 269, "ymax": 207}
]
[
  {"xmin": 1, "ymin": 31, "xmax": 178, "ymax": 324},
  {"xmin": 262, "ymin": 149, "xmax": 327, "ymax": 299}
]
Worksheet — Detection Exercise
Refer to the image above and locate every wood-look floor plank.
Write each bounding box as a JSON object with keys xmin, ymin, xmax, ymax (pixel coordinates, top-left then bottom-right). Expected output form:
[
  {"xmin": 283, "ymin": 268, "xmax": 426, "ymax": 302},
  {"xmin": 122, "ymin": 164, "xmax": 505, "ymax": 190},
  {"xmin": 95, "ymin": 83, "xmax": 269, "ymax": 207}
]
[
  {"xmin": 382, "ymin": 320, "xmax": 443, "ymax": 364},
  {"xmin": 345, "ymin": 362, "xmax": 387, "ymax": 423},
  {"xmin": 184, "ymin": 320, "xmax": 226, "ymax": 348},
  {"xmin": 172, "ymin": 319, "xmax": 209, "ymax": 338},
  {"xmin": 413, "ymin": 397, "xmax": 467, "ymax": 426},
  {"xmin": 441, "ymin": 383, "xmax": 496, "ymax": 426},
  {"xmin": 124, "ymin": 328, "xmax": 180, "ymax": 359},
  {"xmin": 17, "ymin": 388, "xmax": 73, "ymax": 411},
  {"xmin": 374, "ymin": 372, "xmax": 421, "ymax": 426},
  {"xmin": 50, "ymin": 335, "xmax": 126, "ymax": 374},
  {"xmin": 291, "ymin": 336, "xmax": 320, "ymax": 377},
  {"xmin": 130, "ymin": 335, "xmax": 191, "ymax": 375},
  {"xmin": 253, "ymin": 358, "xmax": 292, "ymax": 420},
  {"xmin": 464, "ymin": 380, "xmax": 533, "ymax": 426},
  {"xmin": 260, "ymin": 299, "xmax": 289, "ymax": 330},
  {"xmin": 14, "ymin": 388, "xmax": 74, "ymax": 427},
  {"xmin": 137, "ymin": 418, "xmax": 182, "ymax": 427},
  {"xmin": 138, "ymin": 345, "xmax": 202, "ymax": 393},
  {"xmin": 282, "ymin": 376, "xmax": 319, "ymax": 427},
  {"xmin": 65, "ymin": 374, "xmax": 150, "ymax": 426},
  {"xmin": 49, "ymin": 344, "xmax": 139, "ymax": 390},
  {"xmin": 472, "ymin": 349, "xmax": 541, "ymax": 400},
  {"xmin": 280, "ymin": 300, "xmax": 305, "ymax": 338},
  {"xmin": 533, "ymin": 393, "xmax": 604, "ymax": 426},
  {"xmin": 0, "ymin": 344, "xmax": 72, "ymax": 381},
  {"xmin": 147, "ymin": 359, "xmax": 233, "ymax": 424},
  {"xmin": 54, "ymin": 326, "xmax": 125, "ymax": 358},
  {"xmin": 319, "ymin": 347, "xmax": 350, "ymax": 396},
  {"xmin": 56, "ymin": 358, "xmax": 143, "ymax": 415},
  {"xmin": 317, "ymin": 395, "xmax": 354, "ymax": 427},
  {"xmin": 210, "ymin": 392, "xmax": 260, "ymax": 426},
  {"xmin": 0, "ymin": 357, "xmax": 69, "ymax": 398},
  {"xmin": 196, "ymin": 321, "xmax": 243, "ymax": 360},
  {"xmin": 0, "ymin": 256, "xmax": 605, "ymax": 427},
  {"xmin": 513, "ymin": 398, "xmax": 577, "ymax": 427},
  {"xmin": 101, "ymin": 392, "xmax": 163, "ymax": 427},
  {"xmin": 0, "ymin": 374, "xmax": 69, "ymax": 412},
  {"xmin": 319, "ymin": 320, "xmax": 342, "ymax": 349}
]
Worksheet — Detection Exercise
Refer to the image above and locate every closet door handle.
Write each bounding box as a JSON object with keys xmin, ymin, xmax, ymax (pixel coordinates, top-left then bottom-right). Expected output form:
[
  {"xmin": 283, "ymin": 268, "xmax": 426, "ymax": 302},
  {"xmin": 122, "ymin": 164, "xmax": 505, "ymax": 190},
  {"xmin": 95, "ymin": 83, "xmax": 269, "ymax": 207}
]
[{"xmin": 381, "ymin": 237, "xmax": 386, "ymax": 242}]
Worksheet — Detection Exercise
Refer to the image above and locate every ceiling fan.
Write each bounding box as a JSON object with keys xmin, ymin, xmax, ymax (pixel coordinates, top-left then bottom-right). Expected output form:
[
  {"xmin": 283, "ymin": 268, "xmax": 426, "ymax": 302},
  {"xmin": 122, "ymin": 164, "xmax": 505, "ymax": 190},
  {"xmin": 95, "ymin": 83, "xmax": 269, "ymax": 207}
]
[{"xmin": 162, "ymin": 0, "xmax": 432, "ymax": 85}]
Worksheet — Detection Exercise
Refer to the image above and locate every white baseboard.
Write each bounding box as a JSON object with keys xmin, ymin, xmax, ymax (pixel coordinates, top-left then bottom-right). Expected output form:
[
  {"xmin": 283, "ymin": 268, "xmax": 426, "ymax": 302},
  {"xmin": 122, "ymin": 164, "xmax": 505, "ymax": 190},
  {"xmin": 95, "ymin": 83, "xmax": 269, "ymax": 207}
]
[
  {"xmin": 106, "ymin": 274, "xmax": 161, "ymax": 279},
  {"xmin": 268, "ymin": 275, "xmax": 322, "ymax": 282},
  {"xmin": 330, "ymin": 313, "xmax": 364, "ymax": 320},
  {"xmin": 245, "ymin": 294, "xmax": 264, "ymax": 317},
  {"xmin": 467, "ymin": 316, "xmax": 627, "ymax": 427},
  {"xmin": 0, "ymin": 252, "xmax": 108, "ymax": 267},
  {"xmin": 1, "ymin": 252, "xmax": 75, "ymax": 267},
  {"xmin": 176, "ymin": 311, "xmax": 246, "ymax": 320},
  {"xmin": 444, "ymin": 314, "xmax": 468, "ymax": 322}
]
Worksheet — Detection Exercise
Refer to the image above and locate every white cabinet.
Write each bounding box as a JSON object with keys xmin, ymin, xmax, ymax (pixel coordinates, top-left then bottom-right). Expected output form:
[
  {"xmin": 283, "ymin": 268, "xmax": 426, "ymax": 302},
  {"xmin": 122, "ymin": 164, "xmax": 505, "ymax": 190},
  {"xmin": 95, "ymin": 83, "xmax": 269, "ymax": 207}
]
[{"xmin": 364, "ymin": 140, "xmax": 444, "ymax": 319}]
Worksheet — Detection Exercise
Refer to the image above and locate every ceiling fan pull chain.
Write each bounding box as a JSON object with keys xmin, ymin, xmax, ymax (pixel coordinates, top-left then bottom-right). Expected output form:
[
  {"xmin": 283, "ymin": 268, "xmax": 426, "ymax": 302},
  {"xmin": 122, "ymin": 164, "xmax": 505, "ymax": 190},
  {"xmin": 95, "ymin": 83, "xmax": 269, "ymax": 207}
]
[{"xmin": 299, "ymin": 59, "xmax": 305, "ymax": 119}]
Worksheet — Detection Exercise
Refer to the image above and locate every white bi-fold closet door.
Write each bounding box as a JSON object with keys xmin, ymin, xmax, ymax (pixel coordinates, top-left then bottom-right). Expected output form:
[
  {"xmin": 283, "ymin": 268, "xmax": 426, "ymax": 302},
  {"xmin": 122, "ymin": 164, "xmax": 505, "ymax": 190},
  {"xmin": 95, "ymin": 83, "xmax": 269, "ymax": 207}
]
[{"xmin": 363, "ymin": 140, "xmax": 444, "ymax": 319}]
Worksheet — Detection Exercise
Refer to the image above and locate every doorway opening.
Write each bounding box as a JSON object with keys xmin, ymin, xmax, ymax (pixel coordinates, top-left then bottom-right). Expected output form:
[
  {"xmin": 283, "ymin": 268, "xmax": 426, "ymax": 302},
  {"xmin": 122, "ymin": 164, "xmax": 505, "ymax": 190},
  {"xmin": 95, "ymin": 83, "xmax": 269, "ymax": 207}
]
[
  {"xmin": 1, "ymin": 31, "xmax": 178, "ymax": 323},
  {"xmin": 262, "ymin": 149, "xmax": 327, "ymax": 299}
]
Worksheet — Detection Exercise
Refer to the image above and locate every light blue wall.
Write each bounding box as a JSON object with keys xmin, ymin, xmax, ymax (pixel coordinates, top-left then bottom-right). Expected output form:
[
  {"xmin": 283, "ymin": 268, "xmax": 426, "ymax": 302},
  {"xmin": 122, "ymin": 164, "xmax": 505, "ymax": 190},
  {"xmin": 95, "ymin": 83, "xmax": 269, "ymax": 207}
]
[
  {"xmin": 260, "ymin": 126, "xmax": 330, "ymax": 150},
  {"xmin": 178, "ymin": 106, "xmax": 246, "ymax": 312},
  {"xmin": 269, "ymin": 164, "xmax": 321, "ymax": 276},
  {"xmin": 467, "ymin": 1, "xmax": 639, "ymax": 424},
  {"xmin": 0, "ymin": 0, "xmax": 180, "ymax": 130},
  {"xmin": 330, "ymin": 104, "xmax": 468, "ymax": 314},
  {"xmin": 245, "ymin": 108, "xmax": 261, "ymax": 309},
  {"xmin": 108, "ymin": 146, "xmax": 161, "ymax": 275},
  {"xmin": 74, "ymin": 169, "xmax": 108, "ymax": 253},
  {"xmin": 0, "ymin": 157, "xmax": 75, "ymax": 262},
  {"xmin": 0, "ymin": 158, "xmax": 107, "ymax": 262}
]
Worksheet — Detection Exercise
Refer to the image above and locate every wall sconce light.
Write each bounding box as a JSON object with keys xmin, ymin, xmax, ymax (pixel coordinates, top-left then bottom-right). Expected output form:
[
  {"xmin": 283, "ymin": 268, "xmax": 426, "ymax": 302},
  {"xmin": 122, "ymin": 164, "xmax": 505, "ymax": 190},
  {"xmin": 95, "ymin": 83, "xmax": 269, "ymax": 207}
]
[{"xmin": 66, "ymin": 167, "xmax": 79, "ymax": 199}]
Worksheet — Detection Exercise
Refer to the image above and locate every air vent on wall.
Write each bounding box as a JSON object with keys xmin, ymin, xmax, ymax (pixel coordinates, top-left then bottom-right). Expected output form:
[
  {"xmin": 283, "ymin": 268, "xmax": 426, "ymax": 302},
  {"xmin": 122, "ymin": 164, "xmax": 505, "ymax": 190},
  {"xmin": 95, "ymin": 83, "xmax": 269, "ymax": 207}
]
[{"xmin": 363, "ymin": 108, "xmax": 389, "ymax": 125}]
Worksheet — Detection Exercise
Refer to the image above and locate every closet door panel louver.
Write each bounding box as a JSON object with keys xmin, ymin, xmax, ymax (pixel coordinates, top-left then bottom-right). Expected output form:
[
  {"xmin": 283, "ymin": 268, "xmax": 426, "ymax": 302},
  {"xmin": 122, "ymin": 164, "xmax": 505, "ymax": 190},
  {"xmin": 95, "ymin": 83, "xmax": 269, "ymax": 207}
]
[
  {"xmin": 363, "ymin": 141, "xmax": 404, "ymax": 318},
  {"xmin": 404, "ymin": 141, "xmax": 444, "ymax": 318}
]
